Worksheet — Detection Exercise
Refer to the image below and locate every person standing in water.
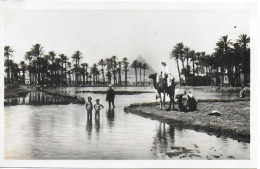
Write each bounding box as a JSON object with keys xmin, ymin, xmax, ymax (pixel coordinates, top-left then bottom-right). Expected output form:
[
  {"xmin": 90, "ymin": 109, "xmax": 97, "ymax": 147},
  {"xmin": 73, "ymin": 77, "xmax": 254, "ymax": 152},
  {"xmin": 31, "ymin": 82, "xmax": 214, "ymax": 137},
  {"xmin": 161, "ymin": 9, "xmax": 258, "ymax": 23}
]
[
  {"xmin": 94, "ymin": 99, "xmax": 104, "ymax": 120},
  {"xmin": 86, "ymin": 96, "xmax": 93, "ymax": 120},
  {"xmin": 106, "ymin": 84, "xmax": 115, "ymax": 108}
]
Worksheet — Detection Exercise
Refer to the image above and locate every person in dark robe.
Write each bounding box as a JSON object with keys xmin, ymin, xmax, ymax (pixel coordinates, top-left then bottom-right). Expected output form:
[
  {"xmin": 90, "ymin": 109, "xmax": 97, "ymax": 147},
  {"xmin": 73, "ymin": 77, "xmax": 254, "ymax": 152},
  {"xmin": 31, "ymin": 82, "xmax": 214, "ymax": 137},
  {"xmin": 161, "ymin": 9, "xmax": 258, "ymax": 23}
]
[{"xmin": 106, "ymin": 84, "xmax": 115, "ymax": 108}]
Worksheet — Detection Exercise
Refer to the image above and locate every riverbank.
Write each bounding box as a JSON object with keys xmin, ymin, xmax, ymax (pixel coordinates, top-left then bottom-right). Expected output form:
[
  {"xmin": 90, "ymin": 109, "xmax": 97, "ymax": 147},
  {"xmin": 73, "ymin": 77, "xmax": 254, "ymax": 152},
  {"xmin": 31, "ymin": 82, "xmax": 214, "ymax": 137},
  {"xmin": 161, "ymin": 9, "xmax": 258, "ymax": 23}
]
[
  {"xmin": 4, "ymin": 86, "xmax": 35, "ymax": 99},
  {"xmin": 124, "ymin": 100, "xmax": 250, "ymax": 142}
]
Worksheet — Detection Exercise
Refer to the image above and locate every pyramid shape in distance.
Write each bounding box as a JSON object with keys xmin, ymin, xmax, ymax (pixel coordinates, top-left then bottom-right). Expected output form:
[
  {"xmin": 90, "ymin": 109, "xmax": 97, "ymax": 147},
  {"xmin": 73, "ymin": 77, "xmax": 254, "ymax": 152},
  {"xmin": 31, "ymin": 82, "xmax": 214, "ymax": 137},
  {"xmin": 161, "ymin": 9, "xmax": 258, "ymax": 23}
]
[{"xmin": 127, "ymin": 55, "xmax": 156, "ymax": 85}]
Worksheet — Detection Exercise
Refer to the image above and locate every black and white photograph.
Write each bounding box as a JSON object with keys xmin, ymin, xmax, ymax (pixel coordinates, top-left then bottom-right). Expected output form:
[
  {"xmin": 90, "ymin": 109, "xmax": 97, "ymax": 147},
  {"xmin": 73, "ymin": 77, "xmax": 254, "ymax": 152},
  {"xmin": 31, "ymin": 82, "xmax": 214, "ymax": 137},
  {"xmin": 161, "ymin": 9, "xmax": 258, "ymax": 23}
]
[{"xmin": 1, "ymin": 0, "xmax": 258, "ymax": 165}]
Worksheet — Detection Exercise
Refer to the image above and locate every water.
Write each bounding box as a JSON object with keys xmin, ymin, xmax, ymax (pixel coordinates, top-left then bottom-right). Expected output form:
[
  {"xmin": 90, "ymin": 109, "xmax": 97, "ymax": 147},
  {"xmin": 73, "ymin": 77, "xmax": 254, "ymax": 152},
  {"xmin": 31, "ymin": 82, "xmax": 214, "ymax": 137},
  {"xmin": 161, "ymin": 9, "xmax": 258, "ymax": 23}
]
[{"xmin": 4, "ymin": 87, "xmax": 250, "ymax": 159}]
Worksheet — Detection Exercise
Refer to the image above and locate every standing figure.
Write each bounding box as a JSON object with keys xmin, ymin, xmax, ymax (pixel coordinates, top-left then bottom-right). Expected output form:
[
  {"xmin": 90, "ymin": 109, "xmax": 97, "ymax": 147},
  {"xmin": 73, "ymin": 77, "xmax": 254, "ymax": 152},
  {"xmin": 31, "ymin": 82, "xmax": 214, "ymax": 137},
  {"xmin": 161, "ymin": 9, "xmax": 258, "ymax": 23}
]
[
  {"xmin": 106, "ymin": 84, "xmax": 115, "ymax": 108},
  {"xmin": 86, "ymin": 96, "xmax": 93, "ymax": 120},
  {"xmin": 94, "ymin": 99, "xmax": 104, "ymax": 120},
  {"xmin": 159, "ymin": 60, "xmax": 171, "ymax": 87}
]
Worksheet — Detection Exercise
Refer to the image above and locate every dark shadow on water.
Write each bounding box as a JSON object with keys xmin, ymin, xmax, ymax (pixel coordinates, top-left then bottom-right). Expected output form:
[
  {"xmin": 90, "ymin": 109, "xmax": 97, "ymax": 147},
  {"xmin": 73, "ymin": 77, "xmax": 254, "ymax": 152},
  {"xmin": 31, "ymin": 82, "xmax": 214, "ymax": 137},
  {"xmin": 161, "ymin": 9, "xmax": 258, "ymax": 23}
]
[
  {"xmin": 106, "ymin": 108, "xmax": 115, "ymax": 128},
  {"xmin": 95, "ymin": 117, "xmax": 100, "ymax": 134},
  {"xmin": 86, "ymin": 117, "xmax": 93, "ymax": 137}
]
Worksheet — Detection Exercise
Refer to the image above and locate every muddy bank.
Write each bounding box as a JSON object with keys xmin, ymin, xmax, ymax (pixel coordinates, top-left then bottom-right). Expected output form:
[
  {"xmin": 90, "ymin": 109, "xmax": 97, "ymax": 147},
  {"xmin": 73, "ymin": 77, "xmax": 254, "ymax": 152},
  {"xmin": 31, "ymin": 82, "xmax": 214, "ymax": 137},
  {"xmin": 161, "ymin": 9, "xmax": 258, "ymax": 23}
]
[{"xmin": 124, "ymin": 100, "xmax": 250, "ymax": 142}]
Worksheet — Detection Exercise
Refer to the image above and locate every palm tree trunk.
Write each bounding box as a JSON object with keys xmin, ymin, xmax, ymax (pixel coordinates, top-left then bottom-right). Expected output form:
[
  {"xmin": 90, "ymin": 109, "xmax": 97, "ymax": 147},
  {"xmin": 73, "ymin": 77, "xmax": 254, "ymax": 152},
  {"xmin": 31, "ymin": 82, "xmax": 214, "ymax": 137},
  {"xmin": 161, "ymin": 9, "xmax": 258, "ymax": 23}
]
[
  {"xmin": 143, "ymin": 68, "xmax": 146, "ymax": 86},
  {"xmin": 176, "ymin": 60, "xmax": 182, "ymax": 86},
  {"xmin": 125, "ymin": 69, "xmax": 127, "ymax": 87},
  {"xmin": 135, "ymin": 68, "xmax": 137, "ymax": 86},
  {"xmin": 7, "ymin": 56, "xmax": 10, "ymax": 84},
  {"xmin": 192, "ymin": 60, "xmax": 195, "ymax": 86},
  {"xmin": 102, "ymin": 66, "xmax": 105, "ymax": 84}
]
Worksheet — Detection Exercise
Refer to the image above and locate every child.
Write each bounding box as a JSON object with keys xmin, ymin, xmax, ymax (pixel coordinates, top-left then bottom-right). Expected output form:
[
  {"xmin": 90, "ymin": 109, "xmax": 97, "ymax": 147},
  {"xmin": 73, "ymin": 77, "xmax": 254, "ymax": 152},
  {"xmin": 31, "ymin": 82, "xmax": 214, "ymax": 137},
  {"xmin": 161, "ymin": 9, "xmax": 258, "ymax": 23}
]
[
  {"xmin": 94, "ymin": 99, "xmax": 104, "ymax": 120},
  {"xmin": 86, "ymin": 96, "xmax": 93, "ymax": 120}
]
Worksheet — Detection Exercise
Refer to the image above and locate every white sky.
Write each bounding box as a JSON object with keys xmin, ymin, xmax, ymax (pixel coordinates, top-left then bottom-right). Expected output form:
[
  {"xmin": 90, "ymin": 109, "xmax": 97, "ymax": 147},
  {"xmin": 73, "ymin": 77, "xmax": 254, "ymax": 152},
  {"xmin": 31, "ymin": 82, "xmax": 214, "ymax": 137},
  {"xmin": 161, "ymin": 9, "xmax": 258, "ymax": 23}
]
[{"xmin": 4, "ymin": 7, "xmax": 251, "ymax": 77}]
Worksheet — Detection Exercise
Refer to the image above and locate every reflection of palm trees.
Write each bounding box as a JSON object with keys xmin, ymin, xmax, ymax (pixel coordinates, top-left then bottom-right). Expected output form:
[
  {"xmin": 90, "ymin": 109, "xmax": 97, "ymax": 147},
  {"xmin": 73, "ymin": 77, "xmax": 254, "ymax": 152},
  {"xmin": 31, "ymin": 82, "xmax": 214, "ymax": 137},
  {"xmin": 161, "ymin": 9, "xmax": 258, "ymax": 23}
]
[
  {"xmin": 152, "ymin": 123, "xmax": 175, "ymax": 156},
  {"xmin": 106, "ymin": 108, "xmax": 115, "ymax": 128}
]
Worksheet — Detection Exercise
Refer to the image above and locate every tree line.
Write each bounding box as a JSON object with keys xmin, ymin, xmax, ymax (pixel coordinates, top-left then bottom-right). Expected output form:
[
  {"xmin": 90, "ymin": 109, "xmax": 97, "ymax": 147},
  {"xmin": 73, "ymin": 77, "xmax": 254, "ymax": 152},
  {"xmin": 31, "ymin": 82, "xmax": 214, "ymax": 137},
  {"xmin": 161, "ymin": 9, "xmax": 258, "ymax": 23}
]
[
  {"xmin": 4, "ymin": 44, "xmax": 150, "ymax": 87},
  {"xmin": 170, "ymin": 34, "xmax": 250, "ymax": 86},
  {"xmin": 4, "ymin": 33, "xmax": 250, "ymax": 87}
]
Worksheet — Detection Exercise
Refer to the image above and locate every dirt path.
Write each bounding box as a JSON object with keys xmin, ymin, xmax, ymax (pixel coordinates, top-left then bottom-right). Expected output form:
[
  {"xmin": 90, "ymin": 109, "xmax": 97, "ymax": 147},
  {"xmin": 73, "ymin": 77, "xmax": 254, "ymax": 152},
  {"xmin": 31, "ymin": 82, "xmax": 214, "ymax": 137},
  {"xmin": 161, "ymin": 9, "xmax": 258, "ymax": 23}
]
[{"xmin": 124, "ymin": 100, "xmax": 250, "ymax": 142}]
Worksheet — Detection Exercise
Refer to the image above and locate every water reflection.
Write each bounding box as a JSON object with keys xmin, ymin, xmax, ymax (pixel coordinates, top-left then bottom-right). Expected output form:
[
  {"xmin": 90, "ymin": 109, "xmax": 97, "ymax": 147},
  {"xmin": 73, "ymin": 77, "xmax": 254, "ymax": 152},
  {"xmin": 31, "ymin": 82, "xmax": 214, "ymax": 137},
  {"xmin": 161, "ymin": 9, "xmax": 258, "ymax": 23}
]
[
  {"xmin": 152, "ymin": 123, "xmax": 176, "ymax": 156},
  {"xmin": 95, "ymin": 118, "xmax": 100, "ymax": 133},
  {"xmin": 5, "ymin": 90, "xmax": 250, "ymax": 159},
  {"xmin": 106, "ymin": 108, "xmax": 115, "ymax": 128},
  {"xmin": 86, "ymin": 117, "xmax": 93, "ymax": 137},
  {"xmin": 5, "ymin": 92, "xmax": 70, "ymax": 106}
]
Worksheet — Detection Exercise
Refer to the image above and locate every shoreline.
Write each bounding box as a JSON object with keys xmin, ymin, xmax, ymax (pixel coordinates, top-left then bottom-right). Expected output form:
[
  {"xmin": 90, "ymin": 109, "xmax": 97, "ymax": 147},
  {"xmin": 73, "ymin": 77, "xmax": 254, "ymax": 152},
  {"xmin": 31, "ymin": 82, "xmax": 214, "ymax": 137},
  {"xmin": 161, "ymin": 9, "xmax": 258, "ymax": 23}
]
[{"xmin": 124, "ymin": 100, "xmax": 250, "ymax": 143}]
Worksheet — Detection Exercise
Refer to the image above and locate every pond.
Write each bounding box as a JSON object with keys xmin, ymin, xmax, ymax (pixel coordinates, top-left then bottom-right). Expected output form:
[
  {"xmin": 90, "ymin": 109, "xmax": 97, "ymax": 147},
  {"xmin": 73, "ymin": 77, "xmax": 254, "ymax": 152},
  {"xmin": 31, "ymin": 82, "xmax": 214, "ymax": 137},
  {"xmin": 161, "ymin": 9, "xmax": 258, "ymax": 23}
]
[{"xmin": 4, "ymin": 87, "xmax": 250, "ymax": 159}]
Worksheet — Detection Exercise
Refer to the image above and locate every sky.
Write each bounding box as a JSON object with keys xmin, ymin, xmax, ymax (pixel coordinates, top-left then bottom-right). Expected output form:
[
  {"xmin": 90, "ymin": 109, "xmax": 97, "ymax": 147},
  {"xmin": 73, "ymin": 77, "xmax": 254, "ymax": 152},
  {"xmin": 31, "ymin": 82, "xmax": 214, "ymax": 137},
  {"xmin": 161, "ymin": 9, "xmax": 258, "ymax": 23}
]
[{"xmin": 4, "ymin": 7, "xmax": 251, "ymax": 77}]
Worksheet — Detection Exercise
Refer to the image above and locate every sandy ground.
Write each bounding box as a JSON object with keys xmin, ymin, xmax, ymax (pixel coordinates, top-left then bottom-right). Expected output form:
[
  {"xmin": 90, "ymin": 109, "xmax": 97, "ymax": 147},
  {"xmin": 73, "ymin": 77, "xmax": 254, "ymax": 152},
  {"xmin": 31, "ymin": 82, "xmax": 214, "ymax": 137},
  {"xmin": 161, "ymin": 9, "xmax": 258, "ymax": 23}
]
[{"xmin": 124, "ymin": 100, "xmax": 250, "ymax": 142}]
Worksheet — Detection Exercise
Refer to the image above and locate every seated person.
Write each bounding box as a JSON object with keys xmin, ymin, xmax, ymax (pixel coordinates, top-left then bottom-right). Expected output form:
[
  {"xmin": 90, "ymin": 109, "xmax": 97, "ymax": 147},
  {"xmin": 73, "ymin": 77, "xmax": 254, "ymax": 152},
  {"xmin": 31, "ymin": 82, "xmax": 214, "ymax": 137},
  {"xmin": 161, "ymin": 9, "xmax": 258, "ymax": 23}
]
[{"xmin": 240, "ymin": 86, "xmax": 246, "ymax": 98}]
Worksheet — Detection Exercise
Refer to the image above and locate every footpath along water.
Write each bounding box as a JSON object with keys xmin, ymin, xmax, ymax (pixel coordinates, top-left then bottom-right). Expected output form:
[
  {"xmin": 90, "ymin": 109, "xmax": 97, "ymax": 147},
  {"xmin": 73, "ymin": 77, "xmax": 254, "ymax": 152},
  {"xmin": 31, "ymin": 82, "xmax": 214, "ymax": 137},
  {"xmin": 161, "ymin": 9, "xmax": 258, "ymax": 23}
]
[{"xmin": 5, "ymin": 87, "xmax": 249, "ymax": 159}]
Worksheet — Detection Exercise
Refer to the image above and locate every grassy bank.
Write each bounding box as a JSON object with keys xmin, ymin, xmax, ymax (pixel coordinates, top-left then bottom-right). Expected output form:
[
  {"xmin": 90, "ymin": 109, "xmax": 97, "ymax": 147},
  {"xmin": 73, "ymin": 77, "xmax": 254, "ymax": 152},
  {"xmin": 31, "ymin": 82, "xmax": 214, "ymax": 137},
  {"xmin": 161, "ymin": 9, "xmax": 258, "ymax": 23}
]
[{"xmin": 124, "ymin": 100, "xmax": 250, "ymax": 142}]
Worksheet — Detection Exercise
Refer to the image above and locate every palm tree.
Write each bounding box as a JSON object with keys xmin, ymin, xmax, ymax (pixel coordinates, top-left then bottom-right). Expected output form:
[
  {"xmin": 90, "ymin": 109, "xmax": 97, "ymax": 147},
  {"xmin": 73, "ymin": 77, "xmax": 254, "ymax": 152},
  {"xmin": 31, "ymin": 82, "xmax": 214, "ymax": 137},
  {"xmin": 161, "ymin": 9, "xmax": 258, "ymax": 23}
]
[
  {"xmin": 31, "ymin": 43, "xmax": 44, "ymax": 85},
  {"xmin": 237, "ymin": 34, "xmax": 250, "ymax": 85},
  {"xmin": 184, "ymin": 47, "xmax": 190, "ymax": 67},
  {"xmin": 24, "ymin": 51, "xmax": 33, "ymax": 84},
  {"xmin": 54, "ymin": 58, "xmax": 61, "ymax": 86},
  {"xmin": 90, "ymin": 64, "xmax": 98, "ymax": 85},
  {"xmin": 48, "ymin": 51, "xmax": 56, "ymax": 84},
  {"xmin": 67, "ymin": 61, "xmax": 72, "ymax": 85},
  {"xmin": 81, "ymin": 63, "xmax": 89, "ymax": 85},
  {"xmin": 131, "ymin": 60, "xmax": 138, "ymax": 86},
  {"xmin": 138, "ymin": 62, "xmax": 143, "ymax": 85},
  {"xmin": 19, "ymin": 61, "xmax": 26, "ymax": 85},
  {"xmin": 183, "ymin": 47, "xmax": 191, "ymax": 84},
  {"xmin": 111, "ymin": 56, "xmax": 118, "ymax": 85},
  {"xmin": 170, "ymin": 43, "xmax": 183, "ymax": 85},
  {"xmin": 195, "ymin": 52, "xmax": 201, "ymax": 76},
  {"xmin": 216, "ymin": 35, "xmax": 232, "ymax": 86},
  {"xmin": 105, "ymin": 58, "xmax": 112, "ymax": 84},
  {"xmin": 142, "ymin": 63, "xmax": 148, "ymax": 86},
  {"xmin": 71, "ymin": 51, "xmax": 83, "ymax": 86},
  {"xmin": 98, "ymin": 59, "xmax": 106, "ymax": 84},
  {"xmin": 4, "ymin": 46, "xmax": 14, "ymax": 84},
  {"xmin": 189, "ymin": 50, "xmax": 196, "ymax": 85},
  {"xmin": 59, "ymin": 54, "xmax": 68, "ymax": 85},
  {"xmin": 117, "ymin": 61, "xmax": 122, "ymax": 85},
  {"xmin": 122, "ymin": 57, "xmax": 129, "ymax": 86}
]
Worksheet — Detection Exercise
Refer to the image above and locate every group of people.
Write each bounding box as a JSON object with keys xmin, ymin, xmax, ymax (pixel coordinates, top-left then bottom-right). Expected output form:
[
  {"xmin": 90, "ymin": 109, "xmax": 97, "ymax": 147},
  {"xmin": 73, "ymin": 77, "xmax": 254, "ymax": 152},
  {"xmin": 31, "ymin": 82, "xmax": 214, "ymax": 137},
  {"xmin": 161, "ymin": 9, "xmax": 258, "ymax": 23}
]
[{"xmin": 85, "ymin": 84, "xmax": 116, "ymax": 120}]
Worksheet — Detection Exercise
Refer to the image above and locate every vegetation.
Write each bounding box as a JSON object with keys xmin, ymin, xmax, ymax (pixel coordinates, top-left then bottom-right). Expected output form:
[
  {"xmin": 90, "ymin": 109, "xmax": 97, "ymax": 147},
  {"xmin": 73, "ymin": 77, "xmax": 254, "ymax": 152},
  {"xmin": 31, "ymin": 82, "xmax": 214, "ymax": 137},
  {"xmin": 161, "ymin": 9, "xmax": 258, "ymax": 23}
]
[
  {"xmin": 4, "ymin": 44, "xmax": 148, "ymax": 87},
  {"xmin": 170, "ymin": 34, "xmax": 250, "ymax": 86},
  {"xmin": 4, "ymin": 34, "xmax": 250, "ymax": 87}
]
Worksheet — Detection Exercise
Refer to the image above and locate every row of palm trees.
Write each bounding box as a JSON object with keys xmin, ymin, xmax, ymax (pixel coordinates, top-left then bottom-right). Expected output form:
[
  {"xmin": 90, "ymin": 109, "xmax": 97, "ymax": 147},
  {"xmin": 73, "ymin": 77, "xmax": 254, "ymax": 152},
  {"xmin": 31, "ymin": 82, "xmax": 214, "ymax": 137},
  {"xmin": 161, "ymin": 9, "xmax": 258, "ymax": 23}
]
[
  {"xmin": 171, "ymin": 34, "xmax": 250, "ymax": 86},
  {"xmin": 131, "ymin": 59, "xmax": 149, "ymax": 86},
  {"xmin": 4, "ymin": 44, "xmax": 151, "ymax": 87},
  {"xmin": 4, "ymin": 33, "xmax": 250, "ymax": 87}
]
